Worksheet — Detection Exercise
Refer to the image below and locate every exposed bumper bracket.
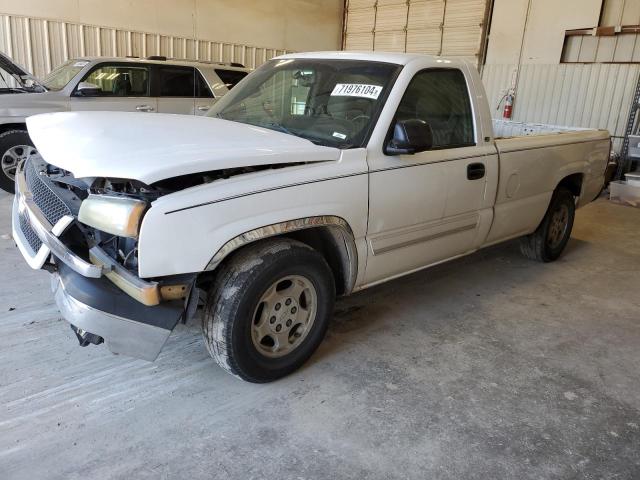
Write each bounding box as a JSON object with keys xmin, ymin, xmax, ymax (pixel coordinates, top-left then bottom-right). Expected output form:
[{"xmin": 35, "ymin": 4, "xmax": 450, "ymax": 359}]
[{"xmin": 70, "ymin": 324, "xmax": 104, "ymax": 347}]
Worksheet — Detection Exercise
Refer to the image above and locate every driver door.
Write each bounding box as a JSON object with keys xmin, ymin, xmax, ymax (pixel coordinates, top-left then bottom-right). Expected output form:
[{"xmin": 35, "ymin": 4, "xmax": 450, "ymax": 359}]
[
  {"xmin": 69, "ymin": 63, "xmax": 156, "ymax": 113},
  {"xmin": 364, "ymin": 68, "xmax": 497, "ymax": 284}
]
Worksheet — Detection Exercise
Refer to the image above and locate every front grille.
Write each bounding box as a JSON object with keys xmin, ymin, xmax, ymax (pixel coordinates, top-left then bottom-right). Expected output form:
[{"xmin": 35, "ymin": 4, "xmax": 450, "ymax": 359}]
[
  {"xmin": 18, "ymin": 211, "xmax": 43, "ymax": 253},
  {"xmin": 25, "ymin": 159, "xmax": 72, "ymax": 225}
]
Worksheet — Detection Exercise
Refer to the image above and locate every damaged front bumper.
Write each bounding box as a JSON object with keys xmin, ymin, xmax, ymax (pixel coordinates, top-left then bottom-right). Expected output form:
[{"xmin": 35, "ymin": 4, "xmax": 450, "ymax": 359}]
[
  {"xmin": 12, "ymin": 159, "xmax": 194, "ymax": 361},
  {"xmin": 52, "ymin": 263, "xmax": 183, "ymax": 361}
]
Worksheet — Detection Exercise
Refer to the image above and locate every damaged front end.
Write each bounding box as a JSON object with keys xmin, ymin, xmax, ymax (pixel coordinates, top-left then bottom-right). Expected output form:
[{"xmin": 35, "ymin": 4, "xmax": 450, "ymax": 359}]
[{"xmin": 12, "ymin": 156, "xmax": 197, "ymax": 361}]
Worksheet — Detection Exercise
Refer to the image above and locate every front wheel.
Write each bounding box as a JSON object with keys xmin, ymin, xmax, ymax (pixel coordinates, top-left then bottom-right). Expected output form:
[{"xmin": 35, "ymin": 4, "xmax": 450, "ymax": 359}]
[
  {"xmin": 202, "ymin": 238, "xmax": 335, "ymax": 382},
  {"xmin": 0, "ymin": 130, "xmax": 36, "ymax": 194},
  {"xmin": 520, "ymin": 187, "xmax": 576, "ymax": 262}
]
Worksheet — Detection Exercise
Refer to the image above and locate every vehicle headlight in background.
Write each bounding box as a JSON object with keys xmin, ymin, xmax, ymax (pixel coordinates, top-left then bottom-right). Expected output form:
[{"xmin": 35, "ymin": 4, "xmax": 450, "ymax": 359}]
[{"xmin": 78, "ymin": 194, "xmax": 147, "ymax": 238}]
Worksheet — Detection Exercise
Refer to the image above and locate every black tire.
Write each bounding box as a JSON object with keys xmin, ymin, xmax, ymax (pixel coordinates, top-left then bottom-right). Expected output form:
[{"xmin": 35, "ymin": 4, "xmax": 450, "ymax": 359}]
[
  {"xmin": 202, "ymin": 238, "xmax": 335, "ymax": 383},
  {"xmin": 520, "ymin": 187, "xmax": 575, "ymax": 262},
  {"xmin": 0, "ymin": 129, "xmax": 34, "ymax": 194}
]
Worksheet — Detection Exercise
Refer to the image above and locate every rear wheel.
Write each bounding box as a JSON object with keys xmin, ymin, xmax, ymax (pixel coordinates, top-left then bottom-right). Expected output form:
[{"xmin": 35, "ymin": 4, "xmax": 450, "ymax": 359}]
[
  {"xmin": 202, "ymin": 238, "xmax": 335, "ymax": 382},
  {"xmin": 520, "ymin": 187, "xmax": 575, "ymax": 262},
  {"xmin": 0, "ymin": 130, "xmax": 36, "ymax": 194}
]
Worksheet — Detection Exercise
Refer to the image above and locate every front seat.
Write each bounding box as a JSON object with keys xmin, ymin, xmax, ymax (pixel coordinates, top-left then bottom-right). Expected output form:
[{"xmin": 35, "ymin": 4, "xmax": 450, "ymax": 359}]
[{"xmin": 112, "ymin": 74, "xmax": 132, "ymax": 96}]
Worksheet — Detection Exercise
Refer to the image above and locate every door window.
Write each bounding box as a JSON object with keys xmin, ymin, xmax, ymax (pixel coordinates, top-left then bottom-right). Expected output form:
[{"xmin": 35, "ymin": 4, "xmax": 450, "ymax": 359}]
[
  {"xmin": 395, "ymin": 69, "xmax": 474, "ymax": 149},
  {"xmin": 80, "ymin": 65, "xmax": 149, "ymax": 96},
  {"xmin": 214, "ymin": 69, "xmax": 248, "ymax": 90},
  {"xmin": 158, "ymin": 66, "xmax": 195, "ymax": 97},
  {"xmin": 157, "ymin": 66, "xmax": 195, "ymax": 98}
]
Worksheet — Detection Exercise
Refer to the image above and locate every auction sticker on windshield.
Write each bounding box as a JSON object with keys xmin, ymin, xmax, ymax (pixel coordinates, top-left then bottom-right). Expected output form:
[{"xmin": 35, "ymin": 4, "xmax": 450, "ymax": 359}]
[{"xmin": 331, "ymin": 84, "xmax": 382, "ymax": 100}]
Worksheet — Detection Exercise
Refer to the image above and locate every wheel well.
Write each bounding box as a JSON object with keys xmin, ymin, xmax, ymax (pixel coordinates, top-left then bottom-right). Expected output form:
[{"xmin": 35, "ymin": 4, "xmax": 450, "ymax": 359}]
[
  {"xmin": 557, "ymin": 173, "xmax": 583, "ymax": 197},
  {"xmin": 0, "ymin": 123, "xmax": 28, "ymax": 135},
  {"xmin": 286, "ymin": 227, "xmax": 353, "ymax": 296},
  {"xmin": 199, "ymin": 225, "xmax": 356, "ymax": 297}
]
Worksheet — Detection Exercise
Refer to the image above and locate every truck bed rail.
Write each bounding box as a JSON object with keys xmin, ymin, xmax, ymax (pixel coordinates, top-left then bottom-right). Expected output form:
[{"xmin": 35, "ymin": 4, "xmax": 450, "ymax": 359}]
[{"xmin": 493, "ymin": 119, "xmax": 592, "ymax": 139}]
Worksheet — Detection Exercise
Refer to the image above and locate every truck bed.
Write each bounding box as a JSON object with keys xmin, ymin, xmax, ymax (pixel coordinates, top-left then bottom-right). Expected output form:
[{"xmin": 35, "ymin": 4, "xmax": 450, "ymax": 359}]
[
  {"xmin": 488, "ymin": 120, "xmax": 610, "ymax": 242},
  {"xmin": 493, "ymin": 119, "xmax": 592, "ymax": 139}
]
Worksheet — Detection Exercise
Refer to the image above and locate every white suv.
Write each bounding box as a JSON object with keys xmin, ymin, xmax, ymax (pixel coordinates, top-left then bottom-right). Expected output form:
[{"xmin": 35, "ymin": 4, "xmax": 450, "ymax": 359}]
[{"xmin": 0, "ymin": 53, "xmax": 249, "ymax": 192}]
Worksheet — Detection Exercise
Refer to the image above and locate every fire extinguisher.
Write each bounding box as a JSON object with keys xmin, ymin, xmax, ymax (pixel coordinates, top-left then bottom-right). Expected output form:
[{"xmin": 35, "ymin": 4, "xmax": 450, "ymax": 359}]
[{"xmin": 502, "ymin": 90, "xmax": 514, "ymax": 119}]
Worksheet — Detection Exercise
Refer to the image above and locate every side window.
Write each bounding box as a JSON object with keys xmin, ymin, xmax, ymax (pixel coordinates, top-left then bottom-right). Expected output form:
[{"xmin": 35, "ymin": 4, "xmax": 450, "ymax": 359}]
[
  {"xmin": 158, "ymin": 66, "xmax": 195, "ymax": 97},
  {"xmin": 395, "ymin": 69, "xmax": 474, "ymax": 149},
  {"xmin": 80, "ymin": 65, "xmax": 149, "ymax": 96},
  {"xmin": 195, "ymin": 70, "xmax": 213, "ymax": 98},
  {"xmin": 214, "ymin": 69, "xmax": 248, "ymax": 90}
]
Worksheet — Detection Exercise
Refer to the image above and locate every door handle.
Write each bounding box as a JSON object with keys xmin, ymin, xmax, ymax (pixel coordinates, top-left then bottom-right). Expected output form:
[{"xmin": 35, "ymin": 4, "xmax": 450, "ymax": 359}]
[
  {"xmin": 196, "ymin": 105, "xmax": 210, "ymax": 112},
  {"xmin": 467, "ymin": 163, "xmax": 485, "ymax": 180},
  {"xmin": 135, "ymin": 104, "xmax": 155, "ymax": 112}
]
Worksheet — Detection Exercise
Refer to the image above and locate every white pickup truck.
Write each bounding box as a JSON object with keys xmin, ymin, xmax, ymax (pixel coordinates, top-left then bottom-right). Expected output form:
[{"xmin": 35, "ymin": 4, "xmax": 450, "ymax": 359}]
[{"xmin": 12, "ymin": 52, "xmax": 610, "ymax": 382}]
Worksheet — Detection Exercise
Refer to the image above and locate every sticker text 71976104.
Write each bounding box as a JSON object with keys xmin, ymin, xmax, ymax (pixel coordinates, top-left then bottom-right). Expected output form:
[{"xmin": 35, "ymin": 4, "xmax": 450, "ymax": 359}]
[{"xmin": 331, "ymin": 83, "xmax": 383, "ymax": 100}]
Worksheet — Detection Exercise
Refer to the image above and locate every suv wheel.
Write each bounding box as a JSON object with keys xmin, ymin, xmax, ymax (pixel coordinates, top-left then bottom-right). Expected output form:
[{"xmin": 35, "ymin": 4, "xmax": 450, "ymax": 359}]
[
  {"xmin": 0, "ymin": 130, "xmax": 36, "ymax": 194},
  {"xmin": 202, "ymin": 238, "xmax": 335, "ymax": 383}
]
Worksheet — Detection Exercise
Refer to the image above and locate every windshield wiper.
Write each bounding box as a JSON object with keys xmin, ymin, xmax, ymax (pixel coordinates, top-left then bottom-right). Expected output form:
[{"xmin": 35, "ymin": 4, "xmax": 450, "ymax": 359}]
[{"xmin": 264, "ymin": 122, "xmax": 296, "ymax": 137}]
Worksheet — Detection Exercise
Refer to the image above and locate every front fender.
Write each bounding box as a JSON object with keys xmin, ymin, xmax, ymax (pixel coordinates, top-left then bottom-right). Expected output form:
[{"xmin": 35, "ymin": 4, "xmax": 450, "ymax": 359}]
[{"xmin": 136, "ymin": 150, "xmax": 369, "ymax": 282}]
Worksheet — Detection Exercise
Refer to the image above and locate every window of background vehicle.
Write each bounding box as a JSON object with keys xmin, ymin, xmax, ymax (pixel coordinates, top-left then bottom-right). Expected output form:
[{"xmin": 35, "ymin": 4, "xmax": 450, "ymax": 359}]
[
  {"xmin": 80, "ymin": 65, "xmax": 149, "ymax": 96},
  {"xmin": 158, "ymin": 66, "xmax": 194, "ymax": 97},
  {"xmin": 195, "ymin": 70, "xmax": 213, "ymax": 98},
  {"xmin": 395, "ymin": 69, "xmax": 475, "ymax": 149},
  {"xmin": 214, "ymin": 69, "xmax": 248, "ymax": 90},
  {"xmin": 42, "ymin": 60, "xmax": 87, "ymax": 91}
]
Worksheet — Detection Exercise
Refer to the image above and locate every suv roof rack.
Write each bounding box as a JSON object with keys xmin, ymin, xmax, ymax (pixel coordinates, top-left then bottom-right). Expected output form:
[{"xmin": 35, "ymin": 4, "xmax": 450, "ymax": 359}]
[
  {"xmin": 134, "ymin": 56, "xmax": 246, "ymax": 68},
  {"xmin": 159, "ymin": 57, "xmax": 246, "ymax": 68},
  {"xmin": 190, "ymin": 59, "xmax": 246, "ymax": 68}
]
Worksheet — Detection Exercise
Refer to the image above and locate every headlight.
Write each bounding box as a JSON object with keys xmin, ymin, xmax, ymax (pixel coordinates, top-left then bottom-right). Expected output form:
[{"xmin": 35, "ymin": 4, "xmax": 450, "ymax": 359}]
[{"xmin": 78, "ymin": 194, "xmax": 147, "ymax": 238}]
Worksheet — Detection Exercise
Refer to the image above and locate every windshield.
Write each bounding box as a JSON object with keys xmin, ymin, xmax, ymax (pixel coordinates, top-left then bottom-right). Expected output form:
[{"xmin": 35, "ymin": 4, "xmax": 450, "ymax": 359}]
[
  {"xmin": 208, "ymin": 58, "xmax": 401, "ymax": 148},
  {"xmin": 42, "ymin": 60, "xmax": 88, "ymax": 91}
]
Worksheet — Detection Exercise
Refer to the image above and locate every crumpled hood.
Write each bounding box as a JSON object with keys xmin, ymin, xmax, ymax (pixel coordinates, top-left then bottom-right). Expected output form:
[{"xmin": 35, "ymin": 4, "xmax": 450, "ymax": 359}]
[{"xmin": 26, "ymin": 111, "xmax": 341, "ymax": 184}]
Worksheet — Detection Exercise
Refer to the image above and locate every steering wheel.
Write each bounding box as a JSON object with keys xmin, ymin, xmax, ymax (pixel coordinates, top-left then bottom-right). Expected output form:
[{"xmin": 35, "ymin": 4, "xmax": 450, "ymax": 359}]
[
  {"xmin": 350, "ymin": 114, "xmax": 370, "ymax": 123},
  {"xmin": 349, "ymin": 114, "xmax": 371, "ymax": 136}
]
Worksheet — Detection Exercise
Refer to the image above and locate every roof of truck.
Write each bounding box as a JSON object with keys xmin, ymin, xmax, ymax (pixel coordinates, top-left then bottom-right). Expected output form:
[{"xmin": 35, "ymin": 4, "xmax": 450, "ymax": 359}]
[{"xmin": 276, "ymin": 51, "xmax": 470, "ymax": 67}]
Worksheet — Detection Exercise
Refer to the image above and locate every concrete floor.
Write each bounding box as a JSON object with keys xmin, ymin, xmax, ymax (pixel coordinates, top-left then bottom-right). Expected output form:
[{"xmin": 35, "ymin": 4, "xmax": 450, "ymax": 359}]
[{"xmin": 1, "ymin": 191, "xmax": 639, "ymax": 480}]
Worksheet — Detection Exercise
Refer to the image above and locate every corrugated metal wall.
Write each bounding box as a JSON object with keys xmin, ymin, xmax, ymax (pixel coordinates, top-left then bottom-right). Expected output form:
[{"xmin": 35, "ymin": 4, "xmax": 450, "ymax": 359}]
[
  {"xmin": 562, "ymin": 33, "xmax": 640, "ymax": 63},
  {"xmin": 482, "ymin": 63, "xmax": 640, "ymax": 151},
  {"xmin": 343, "ymin": 0, "xmax": 490, "ymax": 65},
  {"xmin": 0, "ymin": 13, "xmax": 290, "ymax": 78}
]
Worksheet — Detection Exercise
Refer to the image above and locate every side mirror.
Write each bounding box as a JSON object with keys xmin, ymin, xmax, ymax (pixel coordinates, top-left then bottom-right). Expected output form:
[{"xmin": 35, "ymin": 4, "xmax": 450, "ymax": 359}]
[
  {"xmin": 76, "ymin": 82, "xmax": 101, "ymax": 96},
  {"xmin": 386, "ymin": 119, "xmax": 433, "ymax": 155}
]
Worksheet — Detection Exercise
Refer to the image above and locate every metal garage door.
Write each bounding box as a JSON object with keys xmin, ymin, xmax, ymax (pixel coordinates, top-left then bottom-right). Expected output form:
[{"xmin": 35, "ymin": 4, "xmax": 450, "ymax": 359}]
[{"xmin": 343, "ymin": 0, "xmax": 490, "ymax": 65}]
